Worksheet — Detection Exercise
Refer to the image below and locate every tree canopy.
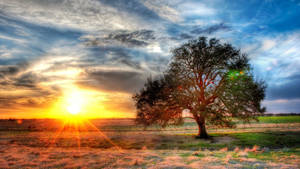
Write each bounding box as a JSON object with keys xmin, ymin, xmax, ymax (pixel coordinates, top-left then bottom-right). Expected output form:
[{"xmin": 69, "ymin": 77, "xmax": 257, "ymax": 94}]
[{"xmin": 133, "ymin": 37, "xmax": 266, "ymax": 138}]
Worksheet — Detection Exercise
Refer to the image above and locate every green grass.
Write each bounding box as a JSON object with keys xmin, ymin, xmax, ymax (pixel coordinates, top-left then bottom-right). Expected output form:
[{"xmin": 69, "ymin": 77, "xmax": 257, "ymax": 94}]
[
  {"xmin": 183, "ymin": 116, "xmax": 300, "ymax": 127},
  {"xmin": 178, "ymin": 142, "xmax": 227, "ymax": 149},
  {"xmin": 179, "ymin": 152, "xmax": 192, "ymax": 157},
  {"xmin": 174, "ymin": 131, "xmax": 300, "ymax": 151},
  {"xmin": 231, "ymin": 131, "xmax": 300, "ymax": 148},
  {"xmin": 257, "ymin": 116, "xmax": 300, "ymax": 123}
]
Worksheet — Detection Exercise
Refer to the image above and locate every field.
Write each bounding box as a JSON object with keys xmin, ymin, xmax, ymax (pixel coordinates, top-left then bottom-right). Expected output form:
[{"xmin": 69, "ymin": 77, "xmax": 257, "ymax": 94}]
[{"xmin": 0, "ymin": 116, "xmax": 300, "ymax": 169}]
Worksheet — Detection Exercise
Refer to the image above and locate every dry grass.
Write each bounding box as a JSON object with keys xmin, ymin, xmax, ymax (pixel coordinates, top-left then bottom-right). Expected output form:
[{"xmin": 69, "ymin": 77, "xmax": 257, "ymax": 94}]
[
  {"xmin": 2, "ymin": 144, "xmax": 297, "ymax": 169},
  {"xmin": 0, "ymin": 118, "xmax": 299, "ymax": 168}
]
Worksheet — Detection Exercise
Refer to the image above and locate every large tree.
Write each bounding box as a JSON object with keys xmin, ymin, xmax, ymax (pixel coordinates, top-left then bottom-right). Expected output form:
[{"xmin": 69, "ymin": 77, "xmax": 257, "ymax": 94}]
[{"xmin": 133, "ymin": 37, "xmax": 266, "ymax": 138}]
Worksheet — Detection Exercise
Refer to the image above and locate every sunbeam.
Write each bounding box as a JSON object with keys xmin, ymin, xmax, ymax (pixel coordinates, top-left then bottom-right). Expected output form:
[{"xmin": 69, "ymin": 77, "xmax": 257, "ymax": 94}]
[{"xmin": 44, "ymin": 118, "xmax": 123, "ymax": 153}]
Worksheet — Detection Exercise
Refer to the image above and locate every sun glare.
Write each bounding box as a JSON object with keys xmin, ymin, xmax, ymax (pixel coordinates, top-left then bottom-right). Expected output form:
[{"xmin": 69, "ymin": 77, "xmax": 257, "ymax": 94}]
[
  {"xmin": 67, "ymin": 104, "xmax": 80, "ymax": 115},
  {"xmin": 65, "ymin": 91, "xmax": 84, "ymax": 116},
  {"xmin": 46, "ymin": 85, "xmax": 131, "ymax": 119}
]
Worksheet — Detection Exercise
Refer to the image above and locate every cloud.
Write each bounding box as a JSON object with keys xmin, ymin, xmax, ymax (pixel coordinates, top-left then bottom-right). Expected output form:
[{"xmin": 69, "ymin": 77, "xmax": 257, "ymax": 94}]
[
  {"xmin": 191, "ymin": 23, "xmax": 231, "ymax": 34},
  {"xmin": 78, "ymin": 70, "xmax": 147, "ymax": 93},
  {"xmin": 0, "ymin": 62, "xmax": 28, "ymax": 78},
  {"xmin": 249, "ymin": 32, "xmax": 300, "ymax": 82},
  {"xmin": 0, "ymin": 0, "xmax": 168, "ymax": 32},
  {"xmin": 0, "ymin": 70, "xmax": 60, "ymax": 110},
  {"xmin": 261, "ymin": 39, "xmax": 276, "ymax": 51},
  {"xmin": 180, "ymin": 2, "xmax": 216, "ymax": 17},
  {"xmin": 81, "ymin": 30, "xmax": 155, "ymax": 47},
  {"xmin": 242, "ymin": 31, "xmax": 300, "ymax": 112},
  {"xmin": 78, "ymin": 46, "xmax": 146, "ymax": 72},
  {"xmin": 0, "ymin": 34, "xmax": 27, "ymax": 44},
  {"xmin": 263, "ymin": 99, "xmax": 300, "ymax": 113},
  {"xmin": 107, "ymin": 30, "xmax": 155, "ymax": 46},
  {"xmin": 99, "ymin": 0, "xmax": 163, "ymax": 22},
  {"xmin": 179, "ymin": 33, "xmax": 193, "ymax": 39},
  {"xmin": 142, "ymin": 0, "xmax": 182, "ymax": 22},
  {"xmin": 0, "ymin": 45, "xmax": 19, "ymax": 59},
  {"xmin": 0, "ymin": 66, "xmax": 19, "ymax": 78},
  {"xmin": 267, "ymin": 74, "xmax": 300, "ymax": 100}
]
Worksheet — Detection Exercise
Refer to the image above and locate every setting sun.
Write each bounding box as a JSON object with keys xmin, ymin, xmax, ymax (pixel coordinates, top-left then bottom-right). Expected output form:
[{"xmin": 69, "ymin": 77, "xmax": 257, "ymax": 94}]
[
  {"xmin": 43, "ymin": 85, "xmax": 132, "ymax": 119},
  {"xmin": 65, "ymin": 91, "xmax": 84, "ymax": 116},
  {"xmin": 67, "ymin": 104, "xmax": 80, "ymax": 115}
]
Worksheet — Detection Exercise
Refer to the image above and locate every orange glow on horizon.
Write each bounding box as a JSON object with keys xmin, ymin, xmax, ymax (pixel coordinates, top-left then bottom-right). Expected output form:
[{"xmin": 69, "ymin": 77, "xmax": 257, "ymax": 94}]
[
  {"xmin": 0, "ymin": 84, "xmax": 135, "ymax": 119},
  {"xmin": 43, "ymin": 85, "xmax": 133, "ymax": 119}
]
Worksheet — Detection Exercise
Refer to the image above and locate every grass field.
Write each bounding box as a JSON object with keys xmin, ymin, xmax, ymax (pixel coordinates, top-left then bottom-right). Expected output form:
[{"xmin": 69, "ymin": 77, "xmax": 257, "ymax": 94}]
[
  {"xmin": 0, "ymin": 116, "xmax": 299, "ymax": 168},
  {"xmin": 258, "ymin": 115, "xmax": 300, "ymax": 123}
]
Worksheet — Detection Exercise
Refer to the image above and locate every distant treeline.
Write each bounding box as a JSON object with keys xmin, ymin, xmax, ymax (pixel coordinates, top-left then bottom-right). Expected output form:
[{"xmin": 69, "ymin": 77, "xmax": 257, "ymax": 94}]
[{"xmin": 262, "ymin": 113, "xmax": 300, "ymax": 116}]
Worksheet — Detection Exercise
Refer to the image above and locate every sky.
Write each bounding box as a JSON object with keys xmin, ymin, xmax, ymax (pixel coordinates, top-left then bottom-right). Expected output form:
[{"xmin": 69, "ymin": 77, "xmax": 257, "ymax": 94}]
[{"xmin": 0, "ymin": 0, "xmax": 300, "ymax": 118}]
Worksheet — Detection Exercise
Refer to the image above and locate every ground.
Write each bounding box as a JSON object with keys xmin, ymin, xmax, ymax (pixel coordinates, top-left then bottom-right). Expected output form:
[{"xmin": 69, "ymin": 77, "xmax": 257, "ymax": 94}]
[{"xmin": 0, "ymin": 116, "xmax": 300, "ymax": 168}]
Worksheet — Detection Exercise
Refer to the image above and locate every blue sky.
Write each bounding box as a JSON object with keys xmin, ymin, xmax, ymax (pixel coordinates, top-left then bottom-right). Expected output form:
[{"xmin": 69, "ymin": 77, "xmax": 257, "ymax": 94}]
[{"xmin": 0, "ymin": 0, "xmax": 300, "ymax": 117}]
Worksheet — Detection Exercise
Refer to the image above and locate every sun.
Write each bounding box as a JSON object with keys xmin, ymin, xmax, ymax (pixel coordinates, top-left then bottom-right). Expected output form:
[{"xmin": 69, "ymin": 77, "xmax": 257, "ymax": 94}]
[
  {"xmin": 47, "ymin": 85, "xmax": 123, "ymax": 119},
  {"xmin": 65, "ymin": 91, "xmax": 84, "ymax": 116},
  {"xmin": 67, "ymin": 104, "xmax": 80, "ymax": 115}
]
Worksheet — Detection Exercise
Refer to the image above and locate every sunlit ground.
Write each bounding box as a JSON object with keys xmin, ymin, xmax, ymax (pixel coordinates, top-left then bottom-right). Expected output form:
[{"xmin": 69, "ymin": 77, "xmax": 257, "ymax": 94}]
[
  {"xmin": 46, "ymin": 109, "xmax": 124, "ymax": 153},
  {"xmin": 0, "ymin": 117, "xmax": 300, "ymax": 168}
]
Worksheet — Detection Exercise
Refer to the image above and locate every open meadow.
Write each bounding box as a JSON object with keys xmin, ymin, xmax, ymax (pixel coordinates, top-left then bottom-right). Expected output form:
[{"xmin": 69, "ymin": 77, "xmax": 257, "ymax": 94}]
[{"xmin": 0, "ymin": 116, "xmax": 299, "ymax": 168}]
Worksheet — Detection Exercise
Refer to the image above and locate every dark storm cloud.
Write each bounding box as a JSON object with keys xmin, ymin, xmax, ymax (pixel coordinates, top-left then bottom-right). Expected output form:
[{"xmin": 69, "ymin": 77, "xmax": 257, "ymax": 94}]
[
  {"xmin": 267, "ymin": 74, "xmax": 300, "ymax": 100},
  {"xmin": 191, "ymin": 23, "xmax": 230, "ymax": 34},
  {"xmin": 78, "ymin": 70, "xmax": 146, "ymax": 93}
]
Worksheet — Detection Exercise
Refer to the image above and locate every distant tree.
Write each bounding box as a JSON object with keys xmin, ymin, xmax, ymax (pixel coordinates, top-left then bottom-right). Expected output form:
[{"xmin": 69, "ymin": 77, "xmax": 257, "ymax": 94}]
[{"xmin": 133, "ymin": 37, "xmax": 266, "ymax": 138}]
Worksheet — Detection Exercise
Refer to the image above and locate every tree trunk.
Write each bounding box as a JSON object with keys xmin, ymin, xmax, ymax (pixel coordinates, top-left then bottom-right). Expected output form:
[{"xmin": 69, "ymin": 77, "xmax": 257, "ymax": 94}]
[{"xmin": 195, "ymin": 117, "xmax": 209, "ymax": 139}]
